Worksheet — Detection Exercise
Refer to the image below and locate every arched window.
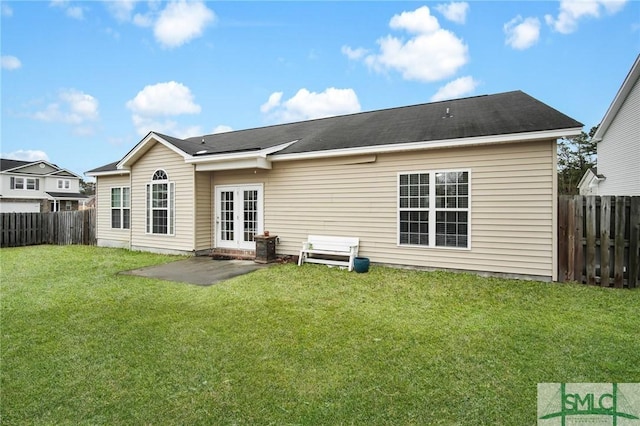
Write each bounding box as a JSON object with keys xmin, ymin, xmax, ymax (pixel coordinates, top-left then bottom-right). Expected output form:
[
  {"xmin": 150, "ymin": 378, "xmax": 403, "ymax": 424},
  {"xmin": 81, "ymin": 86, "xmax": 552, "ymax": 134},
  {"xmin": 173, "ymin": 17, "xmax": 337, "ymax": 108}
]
[
  {"xmin": 152, "ymin": 170, "xmax": 168, "ymax": 180},
  {"xmin": 146, "ymin": 170, "xmax": 175, "ymax": 235}
]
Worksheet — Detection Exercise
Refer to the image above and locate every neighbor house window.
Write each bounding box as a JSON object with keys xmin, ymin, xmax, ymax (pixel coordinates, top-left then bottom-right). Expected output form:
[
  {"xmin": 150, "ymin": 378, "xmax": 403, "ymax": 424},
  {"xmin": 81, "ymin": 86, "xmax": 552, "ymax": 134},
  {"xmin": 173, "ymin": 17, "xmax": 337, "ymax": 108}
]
[
  {"xmin": 398, "ymin": 170, "xmax": 470, "ymax": 249},
  {"xmin": 146, "ymin": 170, "xmax": 175, "ymax": 235},
  {"xmin": 111, "ymin": 187, "xmax": 130, "ymax": 229},
  {"xmin": 26, "ymin": 178, "xmax": 39, "ymax": 190},
  {"xmin": 10, "ymin": 177, "xmax": 39, "ymax": 190},
  {"xmin": 57, "ymin": 179, "xmax": 70, "ymax": 189}
]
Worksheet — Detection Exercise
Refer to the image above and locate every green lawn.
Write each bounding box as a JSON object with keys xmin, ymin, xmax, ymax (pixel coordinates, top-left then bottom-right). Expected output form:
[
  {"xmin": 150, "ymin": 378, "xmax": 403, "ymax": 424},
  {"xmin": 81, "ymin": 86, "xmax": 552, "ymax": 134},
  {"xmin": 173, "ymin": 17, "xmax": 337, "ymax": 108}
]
[{"xmin": 1, "ymin": 245, "xmax": 639, "ymax": 425}]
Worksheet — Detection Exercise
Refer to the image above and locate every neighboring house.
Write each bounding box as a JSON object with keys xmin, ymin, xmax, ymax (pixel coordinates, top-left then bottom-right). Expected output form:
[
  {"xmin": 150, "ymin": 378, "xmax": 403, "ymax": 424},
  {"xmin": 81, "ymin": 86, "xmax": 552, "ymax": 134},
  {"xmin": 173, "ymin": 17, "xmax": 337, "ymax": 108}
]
[
  {"xmin": 579, "ymin": 55, "xmax": 640, "ymax": 196},
  {"xmin": 577, "ymin": 168, "xmax": 606, "ymax": 195},
  {"xmin": 0, "ymin": 159, "xmax": 88, "ymax": 212},
  {"xmin": 86, "ymin": 90, "xmax": 582, "ymax": 281}
]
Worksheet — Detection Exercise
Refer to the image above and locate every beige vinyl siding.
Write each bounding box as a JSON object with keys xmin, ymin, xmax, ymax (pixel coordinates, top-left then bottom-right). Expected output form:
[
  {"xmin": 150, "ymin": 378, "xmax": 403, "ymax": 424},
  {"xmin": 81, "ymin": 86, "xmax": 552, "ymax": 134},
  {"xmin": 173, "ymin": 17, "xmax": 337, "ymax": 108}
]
[
  {"xmin": 95, "ymin": 173, "xmax": 130, "ymax": 248},
  {"xmin": 213, "ymin": 140, "xmax": 556, "ymax": 279},
  {"xmin": 597, "ymin": 77, "xmax": 640, "ymax": 196},
  {"xmin": 130, "ymin": 143, "xmax": 196, "ymax": 253},
  {"xmin": 194, "ymin": 171, "xmax": 212, "ymax": 251}
]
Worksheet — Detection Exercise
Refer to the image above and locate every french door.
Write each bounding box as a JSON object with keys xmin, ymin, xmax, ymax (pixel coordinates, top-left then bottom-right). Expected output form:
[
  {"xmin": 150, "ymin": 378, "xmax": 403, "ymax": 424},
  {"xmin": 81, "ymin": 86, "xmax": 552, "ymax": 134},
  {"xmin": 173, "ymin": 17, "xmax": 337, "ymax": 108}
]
[{"xmin": 215, "ymin": 184, "xmax": 263, "ymax": 250}]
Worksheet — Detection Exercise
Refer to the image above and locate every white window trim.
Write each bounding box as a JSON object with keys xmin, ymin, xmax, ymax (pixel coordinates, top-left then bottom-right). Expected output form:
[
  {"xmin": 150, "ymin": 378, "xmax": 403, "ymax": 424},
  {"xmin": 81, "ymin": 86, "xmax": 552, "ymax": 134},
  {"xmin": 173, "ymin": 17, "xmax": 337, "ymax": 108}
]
[
  {"xmin": 13, "ymin": 177, "xmax": 25, "ymax": 190},
  {"xmin": 397, "ymin": 169, "xmax": 471, "ymax": 250},
  {"xmin": 145, "ymin": 170, "xmax": 175, "ymax": 236},
  {"xmin": 110, "ymin": 186, "xmax": 130, "ymax": 230},
  {"xmin": 57, "ymin": 179, "xmax": 70, "ymax": 189}
]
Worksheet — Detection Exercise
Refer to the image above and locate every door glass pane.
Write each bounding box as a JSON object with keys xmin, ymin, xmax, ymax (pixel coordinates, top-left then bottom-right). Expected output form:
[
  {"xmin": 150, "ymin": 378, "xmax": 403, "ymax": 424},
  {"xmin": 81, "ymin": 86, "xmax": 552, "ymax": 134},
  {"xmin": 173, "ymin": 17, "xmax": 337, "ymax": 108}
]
[
  {"xmin": 220, "ymin": 191, "xmax": 234, "ymax": 241},
  {"xmin": 243, "ymin": 190, "xmax": 258, "ymax": 243}
]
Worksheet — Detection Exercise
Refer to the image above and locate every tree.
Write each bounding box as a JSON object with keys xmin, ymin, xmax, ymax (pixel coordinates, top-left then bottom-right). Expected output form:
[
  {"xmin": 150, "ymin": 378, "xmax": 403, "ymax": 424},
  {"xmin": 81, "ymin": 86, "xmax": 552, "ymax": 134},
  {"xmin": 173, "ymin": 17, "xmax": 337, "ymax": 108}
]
[
  {"xmin": 80, "ymin": 179, "xmax": 95, "ymax": 195},
  {"xmin": 557, "ymin": 125, "xmax": 598, "ymax": 195}
]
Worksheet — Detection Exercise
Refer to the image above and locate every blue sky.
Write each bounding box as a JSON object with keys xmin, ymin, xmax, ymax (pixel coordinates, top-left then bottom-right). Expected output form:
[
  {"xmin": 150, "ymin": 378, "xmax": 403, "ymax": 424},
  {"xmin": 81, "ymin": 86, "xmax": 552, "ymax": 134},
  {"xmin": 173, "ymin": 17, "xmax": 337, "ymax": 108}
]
[{"xmin": 1, "ymin": 1, "xmax": 638, "ymax": 179}]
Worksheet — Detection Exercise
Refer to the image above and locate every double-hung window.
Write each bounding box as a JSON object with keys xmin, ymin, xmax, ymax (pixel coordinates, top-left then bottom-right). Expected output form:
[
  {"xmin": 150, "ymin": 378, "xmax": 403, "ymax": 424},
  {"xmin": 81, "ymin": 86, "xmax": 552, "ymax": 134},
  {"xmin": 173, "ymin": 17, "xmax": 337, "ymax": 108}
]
[
  {"xmin": 10, "ymin": 177, "xmax": 39, "ymax": 190},
  {"xmin": 26, "ymin": 178, "xmax": 39, "ymax": 190},
  {"xmin": 57, "ymin": 179, "xmax": 70, "ymax": 189},
  {"xmin": 146, "ymin": 170, "xmax": 175, "ymax": 235},
  {"xmin": 398, "ymin": 170, "xmax": 470, "ymax": 249},
  {"xmin": 111, "ymin": 187, "xmax": 130, "ymax": 229}
]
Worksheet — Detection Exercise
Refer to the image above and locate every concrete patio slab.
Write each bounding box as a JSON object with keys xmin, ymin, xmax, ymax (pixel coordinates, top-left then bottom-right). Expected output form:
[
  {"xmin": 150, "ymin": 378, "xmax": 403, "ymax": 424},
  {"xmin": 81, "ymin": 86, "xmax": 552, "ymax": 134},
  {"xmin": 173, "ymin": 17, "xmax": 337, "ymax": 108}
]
[{"xmin": 121, "ymin": 256, "xmax": 270, "ymax": 286}]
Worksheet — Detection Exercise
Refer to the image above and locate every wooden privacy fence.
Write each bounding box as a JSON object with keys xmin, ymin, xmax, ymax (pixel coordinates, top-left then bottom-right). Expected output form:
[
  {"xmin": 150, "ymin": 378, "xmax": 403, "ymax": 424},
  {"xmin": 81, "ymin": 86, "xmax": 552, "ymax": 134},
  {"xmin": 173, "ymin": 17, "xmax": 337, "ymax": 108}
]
[
  {"xmin": 1, "ymin": 209, "xmax": 96, "ymax": 248},
  {"xmin": 558, "ymin": 196, "xmax": 640, "ymax": 288}
]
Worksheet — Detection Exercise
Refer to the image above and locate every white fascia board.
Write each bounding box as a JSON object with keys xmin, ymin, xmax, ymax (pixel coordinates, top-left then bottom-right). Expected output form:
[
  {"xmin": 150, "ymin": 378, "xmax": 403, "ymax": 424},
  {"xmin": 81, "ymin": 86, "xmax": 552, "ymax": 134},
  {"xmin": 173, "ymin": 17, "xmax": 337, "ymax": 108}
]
[
  {"xmin": 270, "ymin": 128, "xmax": 583, "ymax": 162},
  {"xmin": 117, "ymin": 132, "xmax": 192, "ymax": 169},
  {"xmin": 195, "ymin": 157, "xmax": 272, "ymax": 171},
  {"xmin": 593, "ymin": 55, "xmax": 640, "ymax": 141},
  {"xmin": 186, "ymin": 140, "xmax": 298, "ymax": 167},
  {"xmin": 49, "ymin": 169, "xmax": 82, "ymax": 179},
  {"xmin": 85, "ymin": 169, "xmax": 130, "ymax": 178}
]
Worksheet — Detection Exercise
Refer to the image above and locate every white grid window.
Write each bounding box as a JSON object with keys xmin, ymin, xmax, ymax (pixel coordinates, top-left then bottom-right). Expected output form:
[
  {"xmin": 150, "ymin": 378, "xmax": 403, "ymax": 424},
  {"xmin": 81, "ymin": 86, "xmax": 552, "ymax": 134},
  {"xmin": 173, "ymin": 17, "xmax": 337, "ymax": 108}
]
[
  {"xmin": 146, "ymin": 170, "xmax": 175, "ymax": 235},
  {"xmin": 398, "ymin": 170, "xmax": 470, "ymax": 249},
  {"xmin": 111, "ymin": 187, "xmax": 130, "ymax": 229}
]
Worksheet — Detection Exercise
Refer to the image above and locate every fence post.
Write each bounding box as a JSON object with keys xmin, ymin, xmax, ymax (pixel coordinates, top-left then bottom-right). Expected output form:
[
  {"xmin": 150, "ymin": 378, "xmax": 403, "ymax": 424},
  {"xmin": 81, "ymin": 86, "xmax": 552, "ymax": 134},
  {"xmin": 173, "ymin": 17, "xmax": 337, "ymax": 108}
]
[
  {"xmin": 585, "ymin": 197, "xmax": 597, "ymax": 285},
  {"xmin": 600, "ymin": 196, "xmax": 611, "ymax": 287},
  {"xmin": 629, "ymin": 196, "xmax": 640, "ymax": 288},
  {"xmin": 613, "ymin": 197, "xmax": 626, "ymax": 288},
  {"xmin": 558, "ymin": 196, "xmax": 568, "ymax": 281}
]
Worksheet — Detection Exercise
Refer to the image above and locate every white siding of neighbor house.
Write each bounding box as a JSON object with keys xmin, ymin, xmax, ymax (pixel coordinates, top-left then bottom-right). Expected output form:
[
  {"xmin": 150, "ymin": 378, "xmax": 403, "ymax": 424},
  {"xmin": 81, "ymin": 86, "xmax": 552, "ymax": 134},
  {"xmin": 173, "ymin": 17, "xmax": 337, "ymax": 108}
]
[
  {"xmin": 212, "ymin": 139, "xmax": 557, "ymax": 280},
  {"xmin": 597, "ymin": 77, "xmax": 640, "ymax": 196},
  {"xmin": 95, "ymin": 173, "xmax": 131, "ymax": 248},
  {"xmin": 130, "ymin": 142, "xmax": 197, "ymax": 254}
]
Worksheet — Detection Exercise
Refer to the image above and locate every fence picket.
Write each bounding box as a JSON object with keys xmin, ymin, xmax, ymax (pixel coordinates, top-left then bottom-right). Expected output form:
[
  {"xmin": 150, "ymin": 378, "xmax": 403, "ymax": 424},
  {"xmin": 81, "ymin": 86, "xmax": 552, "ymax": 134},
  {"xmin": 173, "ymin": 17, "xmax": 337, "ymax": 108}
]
[
  {"xmin": 600, "ymin": 196, "xmax": 611, "ymax": 287},
  {"xmin": 613, "ymin": 197, "xmax": 625, "ymax": 288},
  {"xmin": 0, "ymin": 210, "xmax": 95, "ymax": 248},
  {"xmin": 558, "ymin": 195, "xmax": 637, "ymax": 289},
  {"xmin": 629, "ymin": 196, "xmax": 640, "ymax": 288}
]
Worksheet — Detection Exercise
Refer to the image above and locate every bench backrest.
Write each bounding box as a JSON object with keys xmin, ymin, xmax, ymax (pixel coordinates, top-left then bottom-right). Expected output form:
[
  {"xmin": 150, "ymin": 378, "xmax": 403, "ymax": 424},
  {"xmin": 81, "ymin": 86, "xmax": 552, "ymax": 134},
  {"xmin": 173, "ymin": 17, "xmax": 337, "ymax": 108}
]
[{"xmin": 307, "ymin": 235, "xmax": 359, "ymax": 252}]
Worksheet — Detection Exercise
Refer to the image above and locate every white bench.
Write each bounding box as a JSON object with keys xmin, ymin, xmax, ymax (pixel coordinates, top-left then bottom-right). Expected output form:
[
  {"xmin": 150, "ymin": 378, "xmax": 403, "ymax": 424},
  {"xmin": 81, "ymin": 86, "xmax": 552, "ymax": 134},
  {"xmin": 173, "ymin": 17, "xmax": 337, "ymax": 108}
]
[{"xmin": 298, "ymin": 235, "xmax": 360, "ymax": 272}]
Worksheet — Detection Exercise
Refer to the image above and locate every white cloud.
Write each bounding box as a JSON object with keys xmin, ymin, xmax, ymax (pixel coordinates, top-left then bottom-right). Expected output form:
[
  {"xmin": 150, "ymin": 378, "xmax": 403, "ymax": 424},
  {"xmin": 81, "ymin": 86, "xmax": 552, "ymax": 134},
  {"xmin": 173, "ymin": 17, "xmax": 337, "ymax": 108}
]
[
  {"xmin": 545, "ymin": 0, "xmax": 627, "ymax": 34},
  {"xmin": 341, "ymin": 46, "xmax": 369, "ymax": 60},
  {"xmin": 1, "ymin": 150, "xmax": 50, "ymax": 162},
  {"xmin": 1, "ymin": 55, "xmax": 22, "ymax": 70},
  {"xmin": 436, "ymin": 2, "xmax": 469, "ymax": 24},
  {"xmin": 154, "ymin": 0, "xmax": 216, "ymax": 48},
  {"xmin": 133, "ymin": 13, "xmax": 153, "ymax": 27},
  {"xmin": 126, "ymin": 81, "xmax": 201, "ymax": 116},
  {"xmin": 504, "ymin": 16, "xmax": 541, "ymax": 50},
  {"xmin": 32, "ymin": 89, "xmax": 99, "ymax": 131},
  {"xmin": 390, "ymin": 6, "xmax": 441, "ymax": 34},
  {"xmin": 130, "ymin": 115, "xmax": 202, "ymax": 138},
  {"xmin": 50, "ymin": 0, "xmax": 84, "ymax": 20},
  {"xmin": 2, "ymin": 3, "xmax": 13, "ymax": 17},
  {"xmin": 126, "ymin": 81, "xmax": 201, "ymax": 136},
  {"xmin": 260, "ymin": 92, "xmax": 283, "ymax": 113},
  {"xmin": 104, "ymin": 0, "xmax": 138, "ymax": 22},
  {"xmin": 212, "ymin": 125, "xmax": 233, "ymax": 134},
  {"xmin": 261, "ymin": 88, "xmax": 361, "ymax": 124},
  {"xmin": 430, "ymin": 76, "xmax": 479, "ymax": 102},
  {"xmin": 357, "ymin": 6, "xmax": 469, "ymax": 82}
]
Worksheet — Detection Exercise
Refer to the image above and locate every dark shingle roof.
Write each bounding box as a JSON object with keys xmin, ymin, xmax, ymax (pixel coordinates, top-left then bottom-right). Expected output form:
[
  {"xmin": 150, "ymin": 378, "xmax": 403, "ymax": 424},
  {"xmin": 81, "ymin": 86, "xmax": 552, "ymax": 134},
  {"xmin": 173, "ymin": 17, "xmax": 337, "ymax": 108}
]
[
  {"xmin": 186, "ymin": 90, "xmax": 582, "ymax": 156},
  {"xmin": 89, "ymin": 91, "xmax": 583, "ymax": 173},
  {"xmin": 1, "ymin": 159, "xmax": 31, "ymax": 171},
  {"xmin": 46, "ymin": 192, "xmax": 88, "ymax": 199},
  {"xmin": 85, "ymin": 161, "xmax": 121, "ymax": 174}
]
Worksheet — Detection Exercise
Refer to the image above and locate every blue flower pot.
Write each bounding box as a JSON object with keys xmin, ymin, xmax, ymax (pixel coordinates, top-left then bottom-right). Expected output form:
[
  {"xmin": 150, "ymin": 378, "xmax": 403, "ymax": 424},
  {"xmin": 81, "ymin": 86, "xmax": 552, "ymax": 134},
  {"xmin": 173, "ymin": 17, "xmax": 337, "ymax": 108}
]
[{"xmin": 353, "ymin": 257, "xmax": 370, "ymax": 273}]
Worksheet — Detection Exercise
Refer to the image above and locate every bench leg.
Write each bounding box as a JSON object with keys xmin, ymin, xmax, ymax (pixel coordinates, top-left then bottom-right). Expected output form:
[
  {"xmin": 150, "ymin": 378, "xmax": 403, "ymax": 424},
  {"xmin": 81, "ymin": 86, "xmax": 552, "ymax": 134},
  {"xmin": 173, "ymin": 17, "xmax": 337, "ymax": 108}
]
[{"xmin": 298, "ymin": 251, "xmax": 304, "ymax": 266}]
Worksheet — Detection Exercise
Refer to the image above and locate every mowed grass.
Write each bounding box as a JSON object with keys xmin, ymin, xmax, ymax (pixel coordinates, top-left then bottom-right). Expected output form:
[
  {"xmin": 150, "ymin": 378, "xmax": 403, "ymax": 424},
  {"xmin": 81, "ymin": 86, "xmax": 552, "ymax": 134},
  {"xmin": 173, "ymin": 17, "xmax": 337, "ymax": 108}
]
[{"xmin": 1, "ymin": 246, "xmax": 639, "ymax": 425}]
